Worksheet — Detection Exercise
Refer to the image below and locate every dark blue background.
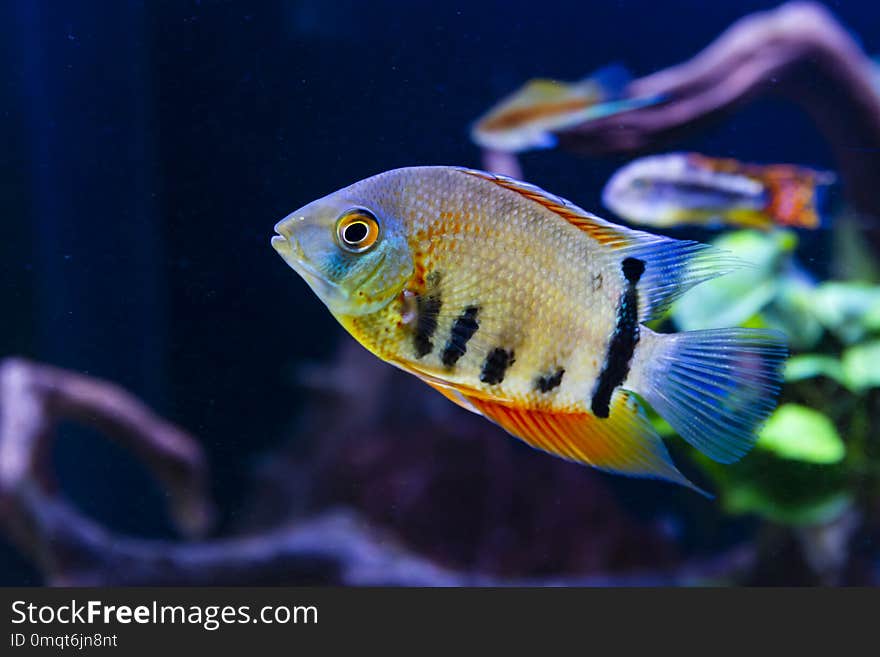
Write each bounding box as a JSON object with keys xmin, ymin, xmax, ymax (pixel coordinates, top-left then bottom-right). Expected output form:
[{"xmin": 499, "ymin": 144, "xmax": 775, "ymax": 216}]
[{"xmin": 0, "ymin": 0, "xmax": 874, "ymax": 585}]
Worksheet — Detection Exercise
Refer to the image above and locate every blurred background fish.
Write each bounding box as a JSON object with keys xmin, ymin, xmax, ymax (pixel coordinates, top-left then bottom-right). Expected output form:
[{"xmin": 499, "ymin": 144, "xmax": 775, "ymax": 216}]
[
  {"xmin": 872, "ymin": 55, "xmax": 880, "ymax": 95},
  {"xmin": 602, "ymin": 153, "xmax": 837, "ymax": 230},
  {"xmin": 471, "ymin": 64, "xmax": 663, "ymax": 153}
]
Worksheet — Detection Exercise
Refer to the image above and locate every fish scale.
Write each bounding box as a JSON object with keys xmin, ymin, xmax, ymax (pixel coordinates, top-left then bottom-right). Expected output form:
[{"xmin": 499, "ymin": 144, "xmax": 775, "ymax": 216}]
[{"xmin": 387, "ymin": 172, "xmax": 619, "ymax": 408}]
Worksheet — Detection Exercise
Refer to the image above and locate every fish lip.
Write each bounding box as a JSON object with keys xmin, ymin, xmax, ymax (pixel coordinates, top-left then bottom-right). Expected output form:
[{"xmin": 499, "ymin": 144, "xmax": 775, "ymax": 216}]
[
  {"xmin": 271, "ymin": 230, "xmax": 342, "ymax": 292},
  {"xmin": 356, "ymin": 250, "xmax": 387, "ymax": 289},
  {"xmin": 273, "ymin": 212, "xmax": 305, "ymax": 238}
]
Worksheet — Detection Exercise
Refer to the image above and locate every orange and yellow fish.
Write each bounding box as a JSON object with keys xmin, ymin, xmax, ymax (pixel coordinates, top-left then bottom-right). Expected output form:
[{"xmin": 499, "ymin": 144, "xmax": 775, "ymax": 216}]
[
  {"xmin": 471, "ymin": 65, "xmax": 663, "ymax": 153},
  {"xmin": 272, "ymin": 167, "xmax": 787, "ymax": 493},
  {"xmin": 603, "ymin": 152, "xmax": 836, "ymax": 230}
]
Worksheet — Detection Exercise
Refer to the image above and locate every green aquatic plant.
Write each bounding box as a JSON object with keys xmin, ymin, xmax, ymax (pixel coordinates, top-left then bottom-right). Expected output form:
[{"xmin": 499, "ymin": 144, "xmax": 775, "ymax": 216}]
[{"xmin": 667, "ymin": 228, "xmax": 880, "ymax": 529}]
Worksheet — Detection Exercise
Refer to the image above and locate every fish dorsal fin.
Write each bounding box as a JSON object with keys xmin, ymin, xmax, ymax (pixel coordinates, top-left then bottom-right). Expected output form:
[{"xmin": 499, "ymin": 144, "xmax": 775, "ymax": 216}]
[
  {"xmin": 462, "ymin": 389, "xmax": 705, "ymax": 493},
  {"xmin": 457, "ymin": 167, "xmax": 635, "ymax": 247},
  {"xmin": 457, "ymin": 168, "xmax": 744, "ymax": 321}
]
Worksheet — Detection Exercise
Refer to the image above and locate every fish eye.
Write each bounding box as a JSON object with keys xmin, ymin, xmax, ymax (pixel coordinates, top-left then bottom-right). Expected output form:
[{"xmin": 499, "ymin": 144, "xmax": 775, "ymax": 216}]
[{"xmin": 336, "ymin": 208, "xmax": 380, "ymax": 253}]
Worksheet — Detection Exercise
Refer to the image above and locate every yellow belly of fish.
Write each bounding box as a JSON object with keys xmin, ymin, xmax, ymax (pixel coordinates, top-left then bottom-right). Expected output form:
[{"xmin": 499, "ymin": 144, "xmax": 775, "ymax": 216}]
[{"xmin": 341, "ymin": 220, "xmax": 623, "ymax": 413}]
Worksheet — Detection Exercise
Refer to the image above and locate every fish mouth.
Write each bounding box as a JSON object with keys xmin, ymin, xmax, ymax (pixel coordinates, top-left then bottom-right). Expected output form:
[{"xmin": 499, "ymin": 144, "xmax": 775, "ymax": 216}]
[
  {"xmin": 356, "ymin": 250, "xmax": 387, "ymax": 290},
  {"xmin": 271, "ymin": 230, "xmax": 342, "ymax": 294}
]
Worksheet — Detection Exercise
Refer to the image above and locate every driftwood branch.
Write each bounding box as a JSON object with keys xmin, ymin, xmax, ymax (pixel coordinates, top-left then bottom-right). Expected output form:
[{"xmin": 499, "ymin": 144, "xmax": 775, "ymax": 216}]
[
  {"xmin": 0, "ymin": 356, "xmax": 757, "ymax": 586},
  {"xmin": 10, "ymin": 485, "xmax": 756, "ymax": 586},
  {"xmin": 0, "ymin": 358, "xmax": 214, "ymax": 541}
]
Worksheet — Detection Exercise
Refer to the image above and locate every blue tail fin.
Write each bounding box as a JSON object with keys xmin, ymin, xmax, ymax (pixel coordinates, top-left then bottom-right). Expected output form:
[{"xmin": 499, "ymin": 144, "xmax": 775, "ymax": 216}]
[
  {"xmin": 582, "ymin": 94, "xmax": 667, "ymax": 121},
  {"xmin": 586, "ymin": 63, "xmax": 633, "ymax": 97},
  {"xmin": 812, "ymin": 177, "xmax": 836, "ymax": 228},
  {"xmin": 631, "ymin": 328, "xmax": 788, "ymax": 464},
  {"xmin": 580, "ymin": 63, "xmax": 666, "ymax": 120}
]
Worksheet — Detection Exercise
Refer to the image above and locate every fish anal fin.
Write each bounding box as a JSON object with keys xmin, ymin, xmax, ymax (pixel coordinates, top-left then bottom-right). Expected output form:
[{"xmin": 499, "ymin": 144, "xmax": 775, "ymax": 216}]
[{"xmin": 462, "ymin": 390, "xmax": 705, "ymax": 493}]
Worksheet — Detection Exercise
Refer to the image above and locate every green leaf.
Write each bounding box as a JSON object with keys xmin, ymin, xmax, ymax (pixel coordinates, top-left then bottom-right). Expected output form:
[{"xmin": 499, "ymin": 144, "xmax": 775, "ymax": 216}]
[
  {"xmin": 757, "ymin": 404, "xmax": 845, "ymax": 464},
  {"xmin": 723, "ymin": 487, "xmax": 851, "ymax": 527},
  {"xmin": 841, "ymin": 340, "xmax": 880, "ymax": 392},
  {"xmin": 784, "ymin": 354, "xmax": 845, "ymax": 385},
  {"xmin": 759, "ymin": 274, "xmax": 824, "ymax": 351},
  {"xmin": 673, "ymin": 230, "xmax": 795, "ymax": 331},
  {"xmin": 810, "ymin": 282, "xmax": 880, "ymax": 344},
  {"xmin": 674, "ymin": 277, "xmax": 777, "ymax": 331},
  {"xmin": 865, "ymin": 303, "xmax": 880, "ymax": 332},
  {"xmin": 830, "ymin": 213, "xmax": 880, "ymax": 282},
  {"xmin": 691, "ymin": 450, "xmax": 849, "ymax": 527}
]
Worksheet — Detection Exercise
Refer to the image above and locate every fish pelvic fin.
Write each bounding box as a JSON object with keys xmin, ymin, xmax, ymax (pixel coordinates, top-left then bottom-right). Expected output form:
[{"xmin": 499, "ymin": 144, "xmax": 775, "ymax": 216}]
[
  {"xmin": 464, "ymin": 390, "xmax": 707, "ymax": 494},
  {"xmin": 628, "ymin": 327, "xmax": 788, "ymax": 464},
  {"xmin": 761, "ymin": 167, "xmax": 836, "ymax": 229}
]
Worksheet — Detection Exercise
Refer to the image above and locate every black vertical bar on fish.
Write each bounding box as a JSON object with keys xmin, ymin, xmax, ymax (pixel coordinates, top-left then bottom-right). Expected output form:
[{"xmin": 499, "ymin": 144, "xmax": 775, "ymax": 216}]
[
  {"xmin": 591, "ymin": 258, "xmax": 645, "ymax": 418},
  {"xmin": 481, "ymin": 348, "xmax": 515, "ymax": 385},
  {"xmin": 536, "ymin": 368, "xmax": 565, "ymax": 393},
  {"xmin": 441, "ymin": 306, "xmax": 480, "ymax": 367},
  {"xmin": 414, "ymin": 287, "xmax": 443, "ymax": 358}
]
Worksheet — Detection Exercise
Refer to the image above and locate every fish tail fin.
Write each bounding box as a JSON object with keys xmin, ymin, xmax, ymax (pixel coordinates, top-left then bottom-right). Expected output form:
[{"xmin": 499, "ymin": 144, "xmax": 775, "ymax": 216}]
[
  {"xmin": 763, "ymin": 168, "xmax": 837, "ymax": 229},
  {"xmin": 581, "ymin": 94, "xmax": 667, "ymax": 121},
  {"xmin": 583, "ymin": 63, "xmax": 633, "ymax": 97},
  {"xmin": 811, "ymin": 176, "xmax": 835, "ymax": 227},
  {"xmin": 627, "ymin": 327, "xmax": 788, "ymax": 464},
  {"xmin": 580, "ymin": 63, "xmax": 666, "ymax": 117}
]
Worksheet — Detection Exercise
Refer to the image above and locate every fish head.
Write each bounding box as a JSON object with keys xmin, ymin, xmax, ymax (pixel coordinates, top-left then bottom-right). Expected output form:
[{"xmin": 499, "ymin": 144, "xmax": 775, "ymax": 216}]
[{"xmin": 272, "ymin": 191, "xmax": 413, "ymax": 317}]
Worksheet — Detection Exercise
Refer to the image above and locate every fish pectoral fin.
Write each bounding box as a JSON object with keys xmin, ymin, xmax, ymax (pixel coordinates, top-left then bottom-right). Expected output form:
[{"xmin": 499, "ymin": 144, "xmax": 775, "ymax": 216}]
[
  {"xmin": 419, "ymin": 377, "xmax": 482, "ymax": 413},
  {"xmin": 392, "ymin": 357, "xmax": 515, "ymax": 411},
  {"xmin": 463, "ymin": 390, "xmax": 706, "ymax": 493}
]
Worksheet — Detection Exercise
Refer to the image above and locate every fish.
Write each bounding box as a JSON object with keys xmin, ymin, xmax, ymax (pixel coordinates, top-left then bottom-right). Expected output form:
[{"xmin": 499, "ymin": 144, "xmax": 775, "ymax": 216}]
[
  {"xmin": 471, "ymin": 64, "xmax": 663, "ymax": 153},
  {"xmin": 272, "ymin": 166, "xmax": 787, "ymax": 493},
  {"xmin": 602, "ymin": 152, "xmax": 836, "ymax": 230}
]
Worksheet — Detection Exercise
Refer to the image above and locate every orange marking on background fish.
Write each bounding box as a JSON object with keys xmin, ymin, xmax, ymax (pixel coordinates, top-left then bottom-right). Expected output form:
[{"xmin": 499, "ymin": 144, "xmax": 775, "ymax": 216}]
[
  {"xmin": 686, "ymin": 153, "xmax": 827, "ymax": 228},
  {"xmin": 759, "ymin": 167, "xmax": 821, "ymax": 228}
]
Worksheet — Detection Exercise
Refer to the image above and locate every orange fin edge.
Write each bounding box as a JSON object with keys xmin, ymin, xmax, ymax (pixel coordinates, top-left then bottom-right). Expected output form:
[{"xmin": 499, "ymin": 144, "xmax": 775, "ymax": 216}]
[
  {"xmin": 456, "ymin": 167, "xmax": 633, "ymax": 248},
  {"xmin": 461, "ymin": 388, "xmax": 708, "ymax": 494}
]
